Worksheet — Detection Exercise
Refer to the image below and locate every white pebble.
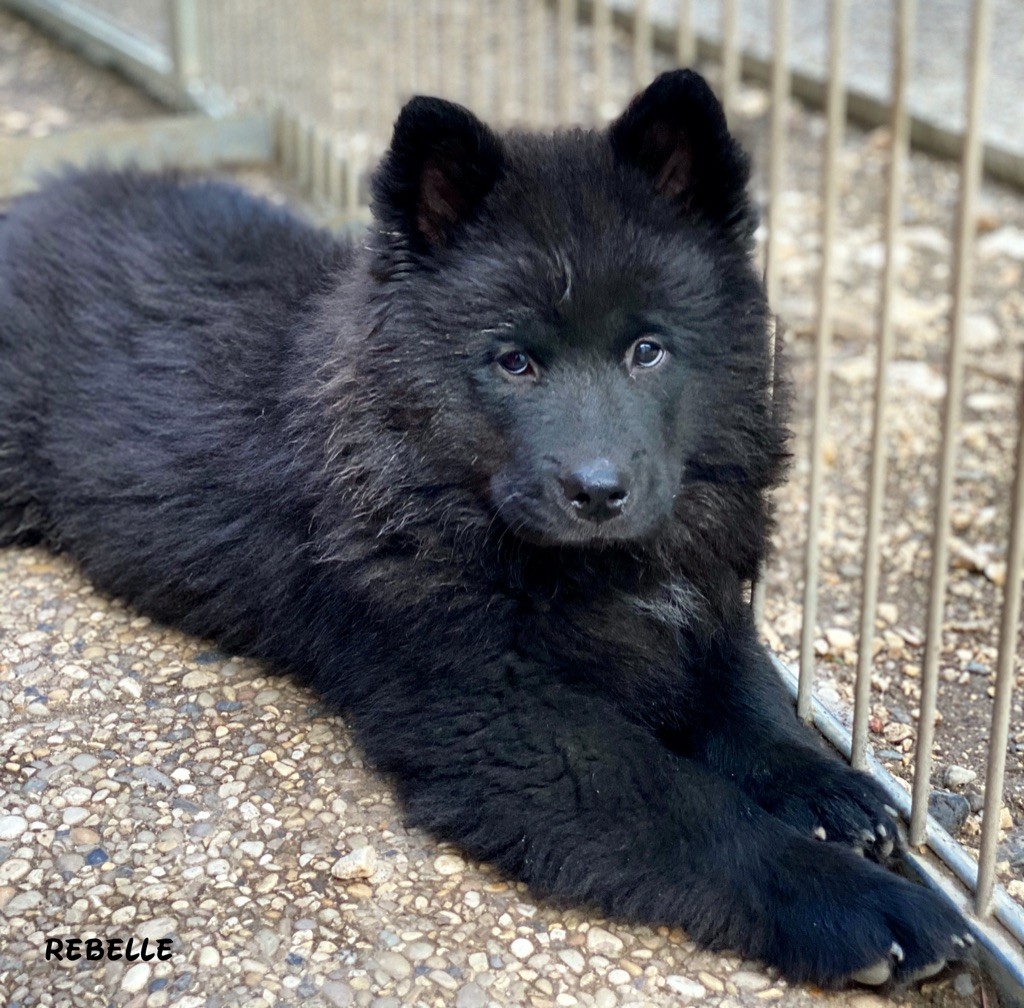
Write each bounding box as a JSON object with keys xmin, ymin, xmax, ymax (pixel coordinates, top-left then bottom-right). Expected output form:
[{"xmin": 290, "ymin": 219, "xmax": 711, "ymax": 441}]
[
  {"xmin": 121, "ymin": 962, "xmax": 151, "ymax": 993},
  {"xmin": 510, "ymin": 938, "xmax": 534, "ymax": 959},
  {"xmin": 330, "ymin": 846, "xmax": 376, "ymax": 880},
  {"xmin": 433, "ymin": 853, "xmax": 464, "ymax": 876},
  {"xmin": 666, "ymin": 976, "xmax": 707, "ymax": 1001},
  {"xmin": 0, "ymin": 816, "xmax": 27, "ymax": 841},
  {"xmin": 585, "ymin": 926, "xmax": 623, "ymax": 956}
]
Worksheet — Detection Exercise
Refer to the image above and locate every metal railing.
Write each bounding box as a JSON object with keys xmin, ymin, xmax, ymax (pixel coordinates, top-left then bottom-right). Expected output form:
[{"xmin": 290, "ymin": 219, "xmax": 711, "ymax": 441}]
[{"xmin": 1, "ymin": 0, "xmax": 1021, "ymax": 997}]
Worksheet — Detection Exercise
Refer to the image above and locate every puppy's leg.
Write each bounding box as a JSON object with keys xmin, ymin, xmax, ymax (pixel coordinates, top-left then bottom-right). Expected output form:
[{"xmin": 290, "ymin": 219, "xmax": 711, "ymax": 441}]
[
  {"xmin": 352, "ymin": 657, "xmax": 969, "ymax": 987},
  {"xmin": 689, "ymin": 624, "xmax": 903, "ymax": 865}
]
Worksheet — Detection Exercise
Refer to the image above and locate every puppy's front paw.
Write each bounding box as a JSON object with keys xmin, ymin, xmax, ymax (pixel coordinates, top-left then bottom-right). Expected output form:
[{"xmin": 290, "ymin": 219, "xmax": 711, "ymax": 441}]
[
  {"xmin": 763, "ymin": 759, "xmax": 902, "ymax": 864},
  {"xmin": 767, "ymin": 840, "xmax": 973, "ymax": 988}
]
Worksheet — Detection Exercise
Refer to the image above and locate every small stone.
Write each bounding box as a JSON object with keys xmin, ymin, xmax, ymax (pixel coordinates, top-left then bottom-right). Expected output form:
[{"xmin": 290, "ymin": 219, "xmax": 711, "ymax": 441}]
[
  {"xmin": 70, "ymin": 827, "xmax": 101, "ymax": 845},
  {"xmin": 71, "ymin": 754, "xmax": 99, "ymax": 772},
  {"xmin": 330, "ymin": 847, "xmax": 376, "ymax": 880},
  {"xmin": 825, "ymin": 627, "xmax": 855, "ymax": 653},
  {"xmin": 965, "ymin": 314, "xmax": 1000, "ymax": 349},
  {"xmin": 405, "ymin": 941, "xmax": 433, "ymax": 960},
  {"xmin": 929, "ymin": 790, "xmax": 970, "ymax": 835},
  {"xmin": 182, "ymin": 669, "xmax": 218, "ymax": 689},
  {"xmin": 942, "ymin": 765, "xmax": 977, "ymax": 788},
  {"xmin": 607, "ymin": 968, "xmax": 630, "ymax": 985},
  {"xmin": 121, "ymin": 962, "xmax": 151, "ymax": 993},
  {"xmin": 455, "ymin": 982, "xmax": 486, "ymax": 1008},
  {"xmin": 1000, "ymin": 806, "xmax": 1014, "ymax": 830},
  {"xmin": 467, "ymin": 952, "xmax": 489, "ymax": 973},
  {"xmin": 85, "ymin": 848, "xmax": 109, "ymax": 866},
  {"xmin": 849, "ymin": 995, "xmax": 889, "ymax": 1008},
  {"xmin": 954, "ymin": 973, "xmax": 975, "ymax": 997},
  {"xmin": 198, "ymin": 946, "xmax": 220, "ymax": 967},
  {"xmin": 666, "ymin": 976, "xmax": 706, "ymax": 1001},
  {"xmin": 433, "ymin": 853, "xmax": 464, "ymax": 875},
  {"xmin": 979, "ymin": 226, "xmax": 1024, "ymax": 260},
  {"xmin": 585, "ymin": 926, "xmax": 623, "ymax": 956},
  {"xmin": 375, "ymin": 950, "xmax": 411, "ymax": 979},
  {"xmin": 998, "ymin": 828, "xmax": 1024, "ymax": 867},
  {"xmin": 558, "ymin": 949, "xmax": 585, "ymax": 973},
  {"xmin": 3, "ymin": 890, "xmax": 42, "ymax": 915},
  {"xmin": 876, "ymin": 602, "xmax": 898, "ymax": 625},
  {"xmin": 0, "ymin": 815, "xmax": 27, "ymax": 841},
  {"xmin": 697, "ymin": 971, "xmax": 725, "ymax": 992},
  {"xmin": 510, "ymin": 937, "xmax": 534, "ymax": 958},
  {"xmin": 732, "ymin": 970, "xmax": 771, "ymax": 991},
  {"xmin": 62, "ymin": 807, "xmax": 89, "ymax": 826},
  {"xmin": 322, "ymin": 981, "xmax": 353, "ymax": 1007},
  {"xmin": 0, "ymin": 859, "xmax": 31, "ymax": 883},
  {"xmin": 118, "ymin": 677, "xmax": 142, "ymax": 699}
]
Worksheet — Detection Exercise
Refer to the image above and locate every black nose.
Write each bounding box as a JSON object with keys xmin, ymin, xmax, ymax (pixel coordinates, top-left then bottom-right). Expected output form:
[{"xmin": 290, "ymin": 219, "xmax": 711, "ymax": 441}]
[{"xmin": 560, "ymin": 460, "xmax": 630, "ymax": 522}]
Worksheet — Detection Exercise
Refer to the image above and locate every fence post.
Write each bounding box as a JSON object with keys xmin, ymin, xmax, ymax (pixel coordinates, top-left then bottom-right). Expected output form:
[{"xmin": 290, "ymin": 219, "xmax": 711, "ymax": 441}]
[{"xmin": 167, "ymin": 0, "xmax": 202, "ymax": 102}]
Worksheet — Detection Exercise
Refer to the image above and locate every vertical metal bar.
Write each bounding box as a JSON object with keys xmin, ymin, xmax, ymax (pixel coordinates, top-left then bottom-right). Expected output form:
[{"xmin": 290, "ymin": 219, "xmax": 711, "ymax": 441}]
[
  {"xmin": 633, "ymin": 0, "xmax": 652, "ymax": 90},
  {"xmin": 910, "ymin": 0, "xmax": 995, "ymax": 846},
  {"xmin": 763, "ymin": 0, "xmax": 789, "ymax": 313},
  {"xmin": 469, "ymin": 0, "xmax": 488, "ymax": 115},
  {"xmin": 719, "ymin": 0, "xmax": 740, "ymax": 118},
  {"xmin": 750, "ymin": 0, "xmax": 790, "ymax": 630},
  {"xmin": 850, "ymin": 0, "xmax": 915, "ymax": 770},
  {"xmin": 312, "ymin": 125, "xmax": 329, "ymax": 204},
  {"xmin": 677, "ymin": 0, "xmax": 695, "ymax": 67},
  {"xmin": 557, "ymin": 0, "xmax": 576, "ymax": 122},
  {"xmin": 438, "ymin": 0, "xmax": 455, "ymax": 99},
  {"xmin": 327, "ymin": 137, "xmax": 345, "ymax": 212},
  {"xmin": 593, "ymin": 0, "xmax": 611, "ymax": 120},
  {"xmin": 526, "ymin": 0, "xmax": 545, "ymax": 124},
  {"xmin": 385, "ymin": 0, "xmax": 400, "ymax": 130},
  {"xmin": 396, "ymin": 0, "xmax": 414, "ymax": 104},
  {"xmin": 976, "ymin": 365, "xmax": 1024, "ymax": 915},
  {"xmin": 497, "ymin": 0, "xmax": 516, "ymax": 122},
  {"xmin": 167, "ymin": 0, "xmax": 201, "ymax": 97},
  {"xmin": 797, "ymin": 0, "xmax": 847, "ymax": 722}
]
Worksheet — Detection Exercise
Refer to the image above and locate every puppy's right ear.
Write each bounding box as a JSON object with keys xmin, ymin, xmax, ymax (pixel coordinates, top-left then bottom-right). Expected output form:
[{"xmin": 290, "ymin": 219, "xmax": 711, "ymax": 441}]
[{"xmin": 371, "ymin": 96, "xmax": 505, "ymax": 252}]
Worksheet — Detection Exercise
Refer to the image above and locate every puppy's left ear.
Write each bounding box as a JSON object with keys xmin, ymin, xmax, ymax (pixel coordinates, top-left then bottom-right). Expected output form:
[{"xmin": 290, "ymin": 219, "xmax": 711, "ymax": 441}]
[{"xmin": 609, "ymin": 70, "xmax": 752, "ymax": 238}]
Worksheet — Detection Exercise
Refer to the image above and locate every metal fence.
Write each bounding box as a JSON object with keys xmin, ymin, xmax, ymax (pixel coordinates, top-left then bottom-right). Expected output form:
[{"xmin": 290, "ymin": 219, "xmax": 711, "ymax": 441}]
[{"xmin": 2, "ymin": 0, "xmax": 1022, "ymax": 996}]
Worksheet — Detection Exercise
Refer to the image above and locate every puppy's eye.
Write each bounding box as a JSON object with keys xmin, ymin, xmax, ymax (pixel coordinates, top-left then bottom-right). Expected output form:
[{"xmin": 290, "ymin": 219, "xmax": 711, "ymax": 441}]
[
  {"xmin": 497, "ymin": 350, "xmax": 536, "ymax": 377},
  {"xmin": 630, "ymin": 339, "xmax": 665, "ymax": 369}
]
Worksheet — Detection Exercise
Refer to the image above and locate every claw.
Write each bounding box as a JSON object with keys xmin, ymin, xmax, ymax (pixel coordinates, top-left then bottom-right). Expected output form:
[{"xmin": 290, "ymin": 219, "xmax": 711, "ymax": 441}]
[
  {"xmin": 851, "ymin": 959, "xmax": 891, "ymax": 986},
  {"xmin": 876, "ymin": 823, "xmax": 888, "ymax": 838},
  {"xmin": 879, "ymin": 838, "xmax": 895, "ymax": 858},
  {"xmin": 813, "ymin": 826, "xmax": 827, "ymax": 840},
  {"xmin": 889, "ymin": 942, "xmax": 904, "ymax": 962},
  {"xmin": 884, "ymin": 804, "xmax": 899, "ymax": 818},
  {"xmin": 952, "ymin": 936, "xmax": 965, "ymax": 948},
  {"xmin": 963, "ymin": 932, "xmax": 975, "ymax": 946},
  {"xmin": 861, "ymin": 829, "xmax": 876, "ymax": 845}
]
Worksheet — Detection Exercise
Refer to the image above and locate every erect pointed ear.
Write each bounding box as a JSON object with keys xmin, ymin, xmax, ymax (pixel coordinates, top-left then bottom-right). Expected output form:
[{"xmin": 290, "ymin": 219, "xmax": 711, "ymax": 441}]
[
  {"xmin": 608, "ymin": 70, "xmax": 752, "ymax": 237},
  {"xmin": 371, "ymin": 96, "xmax": 505, "ymax": 251}
]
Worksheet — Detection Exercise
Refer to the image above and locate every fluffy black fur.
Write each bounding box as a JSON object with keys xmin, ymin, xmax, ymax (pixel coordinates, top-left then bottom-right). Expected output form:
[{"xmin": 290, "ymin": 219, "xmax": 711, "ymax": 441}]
[{"xmin": 0, "ymin": 71, "xmax": 970, "ymax": 986}]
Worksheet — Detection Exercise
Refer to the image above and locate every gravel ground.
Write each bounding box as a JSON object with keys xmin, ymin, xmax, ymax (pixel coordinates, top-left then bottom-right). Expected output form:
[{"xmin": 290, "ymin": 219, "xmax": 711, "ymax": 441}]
[{"xmin": 0, "ymin": 9, "xmax": 1018, "ymax": 1008}]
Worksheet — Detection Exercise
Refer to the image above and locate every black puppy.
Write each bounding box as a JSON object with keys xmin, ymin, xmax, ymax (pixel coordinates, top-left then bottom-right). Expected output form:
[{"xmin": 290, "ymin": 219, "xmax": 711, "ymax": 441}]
[{"xmin": 0, "ymin": 70, "xmax": 969, "ymax": 986}]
